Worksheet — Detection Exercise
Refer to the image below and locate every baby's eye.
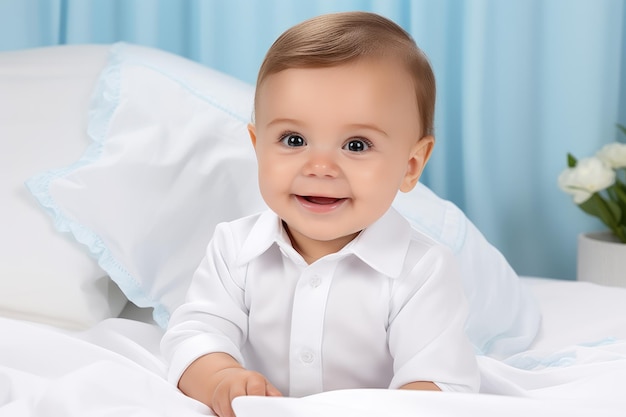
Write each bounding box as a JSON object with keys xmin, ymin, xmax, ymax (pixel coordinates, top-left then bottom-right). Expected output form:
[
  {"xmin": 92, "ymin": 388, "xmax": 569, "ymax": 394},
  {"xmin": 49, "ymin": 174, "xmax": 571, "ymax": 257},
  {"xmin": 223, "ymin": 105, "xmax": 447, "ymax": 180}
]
[
  {"xmin": 343, "ymin": 138, "xmax": 372, "ymax": 152},
  {"xmin": 280, "ymin": 133, "xmax": 306, "ymax": 147}
]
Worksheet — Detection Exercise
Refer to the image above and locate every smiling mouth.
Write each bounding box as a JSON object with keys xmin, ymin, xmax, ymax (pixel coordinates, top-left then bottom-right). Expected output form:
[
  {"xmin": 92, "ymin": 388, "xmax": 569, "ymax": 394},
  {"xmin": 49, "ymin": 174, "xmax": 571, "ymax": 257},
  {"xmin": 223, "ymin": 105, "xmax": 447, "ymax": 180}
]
[
  {"xmin": 301, "ymin": 196, "xmax": 345, "ymax": 205},
  {"xmin": 295, "ymin": 195, "xmax": 348, "ymax": 212}
]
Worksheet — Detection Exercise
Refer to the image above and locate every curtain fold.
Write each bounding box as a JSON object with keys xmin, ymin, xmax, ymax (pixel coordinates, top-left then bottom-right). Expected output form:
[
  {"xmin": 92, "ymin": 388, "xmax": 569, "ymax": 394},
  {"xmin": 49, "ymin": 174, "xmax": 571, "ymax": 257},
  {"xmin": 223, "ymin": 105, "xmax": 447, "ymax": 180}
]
[{"xmin": 2, "ymin": 0, "xmax": 624, "ymax": 280}]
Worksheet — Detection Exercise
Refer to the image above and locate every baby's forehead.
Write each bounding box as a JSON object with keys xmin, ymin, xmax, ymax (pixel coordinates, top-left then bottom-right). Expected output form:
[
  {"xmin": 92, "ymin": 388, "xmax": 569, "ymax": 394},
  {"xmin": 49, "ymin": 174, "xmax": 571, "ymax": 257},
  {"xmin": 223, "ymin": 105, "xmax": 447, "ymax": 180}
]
[
  {"xmin": 253, "ymin": 61, "xmax": 422, "ymax": 135},
  {"xmin": 257, "ymin": 66, "xmax": 411, "ymax": 109}
]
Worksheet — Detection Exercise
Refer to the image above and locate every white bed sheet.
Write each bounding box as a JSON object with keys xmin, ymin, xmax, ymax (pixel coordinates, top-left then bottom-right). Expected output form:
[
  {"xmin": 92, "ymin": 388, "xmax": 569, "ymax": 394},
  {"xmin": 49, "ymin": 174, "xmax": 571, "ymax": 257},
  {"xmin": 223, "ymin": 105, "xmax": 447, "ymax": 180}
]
[{"xmin": 2, "ymin": 277, "xmax": 625, "ymax": 417}]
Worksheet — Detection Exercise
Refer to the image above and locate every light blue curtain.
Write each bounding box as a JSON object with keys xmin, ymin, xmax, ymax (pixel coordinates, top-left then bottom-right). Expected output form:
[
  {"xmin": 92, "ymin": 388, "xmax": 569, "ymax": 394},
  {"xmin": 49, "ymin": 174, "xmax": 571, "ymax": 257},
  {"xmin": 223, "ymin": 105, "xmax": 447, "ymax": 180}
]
[{"xmin": 2, "ymin": 0, "xmax": 625, "ymax": 280}]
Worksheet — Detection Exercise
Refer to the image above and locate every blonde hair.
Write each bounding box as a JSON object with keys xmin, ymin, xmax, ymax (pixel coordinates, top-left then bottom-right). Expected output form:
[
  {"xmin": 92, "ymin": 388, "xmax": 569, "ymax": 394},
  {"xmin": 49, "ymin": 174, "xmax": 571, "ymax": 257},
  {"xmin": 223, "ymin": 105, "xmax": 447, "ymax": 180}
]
[{"xmin": 254, "ymin": 11, "xmax": 436, "ymax": 137}]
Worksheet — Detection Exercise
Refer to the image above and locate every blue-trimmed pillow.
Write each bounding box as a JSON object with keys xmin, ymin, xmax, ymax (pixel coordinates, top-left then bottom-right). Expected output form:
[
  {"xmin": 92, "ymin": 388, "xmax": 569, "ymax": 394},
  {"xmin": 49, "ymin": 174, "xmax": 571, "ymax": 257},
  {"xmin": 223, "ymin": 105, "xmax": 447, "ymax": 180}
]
[
  {"xmin": 26, "ymin": 43, "xmax": 267, "ymax": 327},
  {"xmin": 394, "ymin": 190, "xmax": 540, "ymax": 357}
]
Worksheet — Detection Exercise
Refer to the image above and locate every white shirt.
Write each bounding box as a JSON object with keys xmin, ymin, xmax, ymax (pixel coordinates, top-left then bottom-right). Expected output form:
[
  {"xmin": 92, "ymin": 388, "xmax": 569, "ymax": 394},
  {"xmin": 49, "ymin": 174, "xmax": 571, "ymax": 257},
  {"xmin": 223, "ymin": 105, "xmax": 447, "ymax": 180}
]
[{"xmin": 161, "ymin": 207, "xmax": 479, "ymax": 396}]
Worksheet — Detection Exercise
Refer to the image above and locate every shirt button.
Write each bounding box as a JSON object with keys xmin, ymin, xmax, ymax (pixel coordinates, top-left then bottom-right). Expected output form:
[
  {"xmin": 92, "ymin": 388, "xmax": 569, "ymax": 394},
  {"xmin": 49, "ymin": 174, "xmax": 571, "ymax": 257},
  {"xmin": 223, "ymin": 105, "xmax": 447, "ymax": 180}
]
[
  {"xmin": 309, "ymin": 276, "xmax": 321, "ymax": 288},
  {"xmin": 300, "ymin": 350, "xmax": 315, "ymax": 364}
]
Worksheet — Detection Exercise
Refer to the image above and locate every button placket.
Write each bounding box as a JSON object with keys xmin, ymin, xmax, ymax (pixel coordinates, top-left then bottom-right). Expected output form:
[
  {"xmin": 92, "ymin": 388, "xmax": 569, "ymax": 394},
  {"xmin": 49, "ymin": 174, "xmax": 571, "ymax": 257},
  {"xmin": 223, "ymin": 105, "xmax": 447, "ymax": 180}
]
[{"xmin": 288, "ymin": 264, "xmax": 336, "ymax": 397}]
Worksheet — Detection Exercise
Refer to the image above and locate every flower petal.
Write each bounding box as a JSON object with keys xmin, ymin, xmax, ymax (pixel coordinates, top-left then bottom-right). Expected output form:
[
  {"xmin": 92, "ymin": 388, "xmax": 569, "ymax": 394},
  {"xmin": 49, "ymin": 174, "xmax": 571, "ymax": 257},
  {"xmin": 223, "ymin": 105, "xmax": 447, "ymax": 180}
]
[{"xmin": 596, "ymin": 142, "xmax": 626, "ymax": 169}]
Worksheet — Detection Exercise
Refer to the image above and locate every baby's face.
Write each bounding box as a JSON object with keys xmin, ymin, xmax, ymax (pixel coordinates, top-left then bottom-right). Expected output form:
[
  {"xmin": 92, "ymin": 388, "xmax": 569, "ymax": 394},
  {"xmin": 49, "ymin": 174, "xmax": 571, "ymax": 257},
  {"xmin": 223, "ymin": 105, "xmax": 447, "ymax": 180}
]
[{"xmin": 249, "ymin": 58, "xmax": 432, "ymax": 261}]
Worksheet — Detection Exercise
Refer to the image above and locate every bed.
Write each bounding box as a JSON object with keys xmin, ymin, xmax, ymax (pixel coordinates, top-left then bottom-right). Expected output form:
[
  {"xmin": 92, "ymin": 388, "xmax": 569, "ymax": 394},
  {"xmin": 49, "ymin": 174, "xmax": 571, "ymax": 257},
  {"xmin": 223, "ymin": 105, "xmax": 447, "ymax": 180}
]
[{"xmin": 2, "ymin": 44, "xmax": 625, "ymax": 417}]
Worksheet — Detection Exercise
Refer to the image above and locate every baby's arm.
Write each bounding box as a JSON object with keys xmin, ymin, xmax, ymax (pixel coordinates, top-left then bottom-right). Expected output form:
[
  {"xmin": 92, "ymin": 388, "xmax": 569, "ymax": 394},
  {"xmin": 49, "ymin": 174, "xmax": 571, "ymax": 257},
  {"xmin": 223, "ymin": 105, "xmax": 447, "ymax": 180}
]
[
  {"xmin": 388, "ymin": 243, "xmax": 480, "ymax": 393},
  {"xmin": 179, "ymin": 352, "xmax": 282, "ymax": 417},
  {"xmin": 162, "ymin": 220, "xmax": 282, "ymax": 417},
  {"xmin": 399, "ymin": 381, "xmax": 441, "ymax": 391}
]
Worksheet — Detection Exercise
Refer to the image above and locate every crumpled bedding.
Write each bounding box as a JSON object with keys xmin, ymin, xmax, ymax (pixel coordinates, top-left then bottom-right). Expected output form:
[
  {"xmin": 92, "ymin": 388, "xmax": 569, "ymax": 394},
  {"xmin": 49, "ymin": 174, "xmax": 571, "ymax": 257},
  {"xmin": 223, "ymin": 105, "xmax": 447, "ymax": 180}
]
[{"xmin": 2, "ymin": 278, "xmax": 626, "ymax": 416}]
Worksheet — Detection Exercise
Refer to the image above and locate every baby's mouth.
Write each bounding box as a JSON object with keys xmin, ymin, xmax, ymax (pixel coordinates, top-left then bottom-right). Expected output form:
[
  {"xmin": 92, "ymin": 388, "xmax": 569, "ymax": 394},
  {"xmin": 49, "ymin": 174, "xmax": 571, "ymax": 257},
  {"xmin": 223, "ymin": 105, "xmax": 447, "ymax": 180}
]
[{"xmin": 300, "ymin": 196, "xmax": 345, "ymax": 205}]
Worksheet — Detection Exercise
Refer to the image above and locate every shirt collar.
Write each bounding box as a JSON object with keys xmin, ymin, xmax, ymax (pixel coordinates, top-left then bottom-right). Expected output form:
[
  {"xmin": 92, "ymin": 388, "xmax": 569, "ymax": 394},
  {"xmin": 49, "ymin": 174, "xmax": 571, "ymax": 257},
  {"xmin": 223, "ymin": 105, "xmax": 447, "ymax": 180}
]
[
  {"xmin": 346, "ymin": 207, "xmax": 411, "ymax": 278},
  {"xmin": 236, "ymin": 211, "xmax": 295, "ymax": 266},
  {"xmin": 236, "ymin": 207, "xmax": 412, "ymax": 278}
]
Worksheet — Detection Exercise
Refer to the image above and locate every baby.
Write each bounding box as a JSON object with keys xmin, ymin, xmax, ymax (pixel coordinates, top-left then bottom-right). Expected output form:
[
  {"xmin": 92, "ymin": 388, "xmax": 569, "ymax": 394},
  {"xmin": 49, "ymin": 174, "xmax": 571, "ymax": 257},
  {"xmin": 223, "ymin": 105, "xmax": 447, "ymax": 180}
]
[{"xmin": 162, "ymin": 11, "xmax": 479, "ymax": 417}]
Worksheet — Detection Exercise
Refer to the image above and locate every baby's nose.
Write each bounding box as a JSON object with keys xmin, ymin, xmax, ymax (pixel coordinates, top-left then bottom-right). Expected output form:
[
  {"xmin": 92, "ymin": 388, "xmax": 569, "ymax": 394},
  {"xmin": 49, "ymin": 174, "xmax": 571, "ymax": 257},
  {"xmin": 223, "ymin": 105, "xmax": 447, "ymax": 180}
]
[{"xmin": 302, "ymin": 150, "xmax": 339, "ymax": 178}]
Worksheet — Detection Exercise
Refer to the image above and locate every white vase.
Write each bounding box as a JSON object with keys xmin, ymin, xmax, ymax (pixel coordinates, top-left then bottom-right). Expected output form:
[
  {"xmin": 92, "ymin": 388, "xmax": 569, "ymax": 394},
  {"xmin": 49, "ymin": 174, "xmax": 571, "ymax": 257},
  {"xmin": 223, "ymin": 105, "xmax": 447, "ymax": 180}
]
[{"xmin": 577, "ymin": 231, "xmax": 626, "ymax": 288}]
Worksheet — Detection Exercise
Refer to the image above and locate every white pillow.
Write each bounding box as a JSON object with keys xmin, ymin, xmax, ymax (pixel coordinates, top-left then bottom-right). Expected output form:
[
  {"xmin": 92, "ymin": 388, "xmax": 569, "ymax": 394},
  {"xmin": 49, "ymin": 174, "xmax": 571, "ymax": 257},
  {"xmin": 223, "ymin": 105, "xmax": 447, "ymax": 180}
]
[
  {"xmin": 26, "ymin": 42, "xmax": 540, "ymax": 356},
  {"xmin": 0, "ymin": 45, "xmax": 127, "ymax": 329},
  {"xmin": 394, "ymin": 189, "xmax": 541, "ymax": 357},
  {"xmin": 26, "ymin": 43, "xmax": 268, "ymax": 327}
]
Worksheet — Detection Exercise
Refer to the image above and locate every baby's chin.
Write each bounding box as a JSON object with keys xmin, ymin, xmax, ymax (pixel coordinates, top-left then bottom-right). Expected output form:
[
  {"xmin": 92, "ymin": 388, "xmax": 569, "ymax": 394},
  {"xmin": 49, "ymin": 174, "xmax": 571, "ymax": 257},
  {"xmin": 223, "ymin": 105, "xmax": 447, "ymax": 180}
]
[{"xmin": 284, "ymin": 222, "xmax": 363, "ymax": 246}]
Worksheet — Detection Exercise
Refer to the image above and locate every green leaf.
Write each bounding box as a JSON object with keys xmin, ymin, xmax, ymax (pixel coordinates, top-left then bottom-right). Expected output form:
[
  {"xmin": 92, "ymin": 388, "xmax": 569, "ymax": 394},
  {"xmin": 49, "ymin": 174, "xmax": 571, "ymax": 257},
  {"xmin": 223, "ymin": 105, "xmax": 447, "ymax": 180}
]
[
  {"xmin": 612, "ymin": 182, "xmax": 626, "ymax": 225},
  {"xmin": 618, "ymin": 123, "xmax": 626, "ymax": 137},
  {"xmin": 616, "ymin": 226, "xmax": 626, "ymax": 243},
  {"xmin": 567, "ymin": 153, "xmax": 577, "ymax": 168},
  {"xmin": 578, "ymin": 196, "xmax": 598, "ymax": 217},
  {"xmin": 614, "ymin": 181, "xmax": 626, "ymax": 201},
  {"xmin": 605, "ymin": 199, "xmax": 623, "ymax": 224},
  {"xmin": 579, "ymin": 193, "xmax": 621, "ymax": 229}
]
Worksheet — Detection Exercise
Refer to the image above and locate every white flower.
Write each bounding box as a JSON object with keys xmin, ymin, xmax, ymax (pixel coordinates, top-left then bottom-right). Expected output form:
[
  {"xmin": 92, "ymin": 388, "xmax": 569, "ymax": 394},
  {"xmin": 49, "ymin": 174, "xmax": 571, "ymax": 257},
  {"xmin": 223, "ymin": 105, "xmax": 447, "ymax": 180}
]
[
  {"xmin": 596, "ymin": 142, "xmax": 626, "ymax": 169},
  {"xmin": 557, "ymin": 157, "xmax": 616, "ymax": 204}
]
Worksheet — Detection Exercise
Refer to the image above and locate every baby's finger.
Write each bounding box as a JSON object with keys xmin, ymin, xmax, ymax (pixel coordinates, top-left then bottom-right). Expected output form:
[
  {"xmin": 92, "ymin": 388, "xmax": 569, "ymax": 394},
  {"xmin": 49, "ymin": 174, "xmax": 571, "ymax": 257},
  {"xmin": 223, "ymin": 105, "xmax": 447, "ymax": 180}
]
[
  {"xmin": 245, "ymin": 374, "xmax": 269, "ymax": 396},
  {"xmin": 265, "ymin": 381, "xmax": 283, "ymax": 397},
  {"xmin": 213, "ymin": 383, "xmax": 242, "ymax": 417},
  {"xmin": 212, "ymin": 396, "xmax": 236, "ymax": 417}
]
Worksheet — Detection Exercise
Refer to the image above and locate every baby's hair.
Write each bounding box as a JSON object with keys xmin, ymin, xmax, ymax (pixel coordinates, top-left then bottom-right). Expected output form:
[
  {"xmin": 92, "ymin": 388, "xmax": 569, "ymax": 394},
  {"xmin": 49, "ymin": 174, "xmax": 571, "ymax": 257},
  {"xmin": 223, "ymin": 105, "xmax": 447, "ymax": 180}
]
[{"xmin": 254, "ymin": 11, "xmax": 436, "ymax": 137}]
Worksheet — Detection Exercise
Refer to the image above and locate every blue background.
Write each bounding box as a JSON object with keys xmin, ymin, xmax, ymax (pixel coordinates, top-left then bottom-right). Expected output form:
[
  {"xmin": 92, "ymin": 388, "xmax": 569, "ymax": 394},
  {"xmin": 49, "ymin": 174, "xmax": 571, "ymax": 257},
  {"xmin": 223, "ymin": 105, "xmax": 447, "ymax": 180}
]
[{"xmin": 1, "ymin": 0, "xmax": 625, "ymax": 280}]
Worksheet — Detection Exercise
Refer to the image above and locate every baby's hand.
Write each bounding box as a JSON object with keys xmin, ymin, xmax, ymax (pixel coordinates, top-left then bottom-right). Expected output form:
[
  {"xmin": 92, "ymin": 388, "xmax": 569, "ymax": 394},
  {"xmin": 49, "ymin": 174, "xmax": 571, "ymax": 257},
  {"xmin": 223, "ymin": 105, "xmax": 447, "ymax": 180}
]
[
  {"xmin": 178, "ymin": 353, "xmax": 282, "ymax": 417},
  {"xmin": 210, "ymin": 367, "xmax": 282, "ymax": 417}
]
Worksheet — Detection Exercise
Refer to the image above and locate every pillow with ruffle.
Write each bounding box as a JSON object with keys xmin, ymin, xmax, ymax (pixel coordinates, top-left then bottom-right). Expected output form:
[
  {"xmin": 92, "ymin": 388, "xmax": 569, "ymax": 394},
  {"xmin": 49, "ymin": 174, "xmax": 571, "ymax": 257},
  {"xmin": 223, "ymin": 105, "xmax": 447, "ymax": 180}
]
[{"xmin": 26, "ymin": 42, "xmax": 267, "ymax": 327}]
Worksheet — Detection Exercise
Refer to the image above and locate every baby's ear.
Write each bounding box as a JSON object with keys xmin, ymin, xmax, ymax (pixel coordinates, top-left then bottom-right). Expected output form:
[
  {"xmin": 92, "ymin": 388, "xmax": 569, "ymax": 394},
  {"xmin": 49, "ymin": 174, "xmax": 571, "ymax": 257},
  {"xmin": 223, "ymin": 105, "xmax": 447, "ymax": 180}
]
[
  {"xmin": 248, "ymin": 123, "xmax": 258, "ymax": 148},
  {"xmin": 400, "ymin": 136, "xmax": 434, "ymax": 192}
]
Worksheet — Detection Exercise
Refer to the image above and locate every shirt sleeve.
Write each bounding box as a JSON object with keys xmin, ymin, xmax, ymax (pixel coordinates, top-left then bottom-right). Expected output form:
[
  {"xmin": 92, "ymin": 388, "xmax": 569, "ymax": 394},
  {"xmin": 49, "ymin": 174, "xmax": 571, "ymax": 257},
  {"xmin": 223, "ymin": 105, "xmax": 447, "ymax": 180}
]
[
  {"xmin": 387, "ymin": 243, "xmax": 480, "ymax": 392},
  {"xmin": 160, "ymin": 222, "xmax": 249, "ymax": 386}
]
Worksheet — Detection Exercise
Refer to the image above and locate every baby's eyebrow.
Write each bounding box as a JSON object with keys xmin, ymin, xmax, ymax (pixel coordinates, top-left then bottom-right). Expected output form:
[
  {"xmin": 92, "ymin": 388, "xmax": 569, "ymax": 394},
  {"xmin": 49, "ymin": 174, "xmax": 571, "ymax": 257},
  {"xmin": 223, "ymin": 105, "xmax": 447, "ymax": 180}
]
[
  {"xmin": 346, "ymin": 123, "xmax": 389, "ymax": 137},
  {"xmin": 267, "ymin": 117, "xmax": 304, "ymax": 128}
]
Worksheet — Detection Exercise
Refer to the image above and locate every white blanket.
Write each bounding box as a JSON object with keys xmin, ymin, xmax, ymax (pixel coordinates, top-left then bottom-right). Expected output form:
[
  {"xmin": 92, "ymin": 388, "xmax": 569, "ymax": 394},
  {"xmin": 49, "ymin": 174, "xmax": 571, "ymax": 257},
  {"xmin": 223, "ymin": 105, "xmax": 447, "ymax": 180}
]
[{"xmin": 2, "ymin": 278, "xmax": 626, "ymax": 416}]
